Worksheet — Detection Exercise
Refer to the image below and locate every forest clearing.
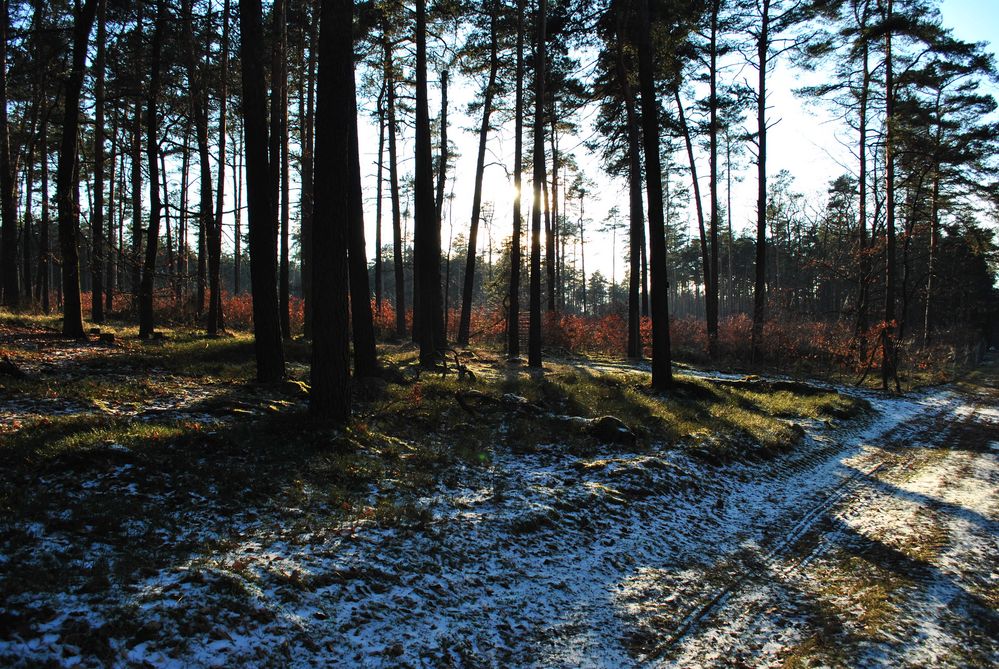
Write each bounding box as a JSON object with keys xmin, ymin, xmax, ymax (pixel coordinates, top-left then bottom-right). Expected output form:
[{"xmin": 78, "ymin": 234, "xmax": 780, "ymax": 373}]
[{"xmin": 1, "ymin": 313, "xmax": 996, "ymax": 667}]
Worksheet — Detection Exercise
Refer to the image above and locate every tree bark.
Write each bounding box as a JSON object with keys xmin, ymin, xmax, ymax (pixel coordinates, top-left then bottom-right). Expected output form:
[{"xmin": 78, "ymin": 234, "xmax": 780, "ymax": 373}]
[
  {"xmin": 752, "ymin": 0, "xmax": 770, "ymax": 360},
  {"xmin": 637, "ymin": 0, "xmax": 672, "ymax": 390},
  {"xmin": 270, "ymin": 0, "xmax": 290, "ymax": 339},
  {"xmin": 881, "ymin": 0, "xmax": 898, "ymax": 392},
  {"xmin": 507, "ymin": 0, "xmax": 525, "ymax": 357},
  {"xmin": 310, "ymin": 0, "xmax": 352, "ymax": 422},
  {"xmin": 90, "ymin": 0, "xmax": 108, "ymax": 322},
  {"xmin": 415, "ymin": 0, "xmax": 443, "ymax": 365},
  {"xmin": 138, "ymin": 0, "xmax": 166, "ymax": 339},
  {"xmin": 301, "ymin": 0, "xmax": 317, "ymax": 336},
  {"xmin": 39, "ymin": 104, "xmax": 49, "ymax": 312},
  {"xmin": 615, "ymin": 10, "xmax": 643, "ymax": 359},
  {"xmin": 528, "ymin": 0, "xmax": 547, "ymax": 368},
  {"xmin": 239, "ymin": 0, "xmax": 285, "ymax": 381},
  {"xmin": 211, "ymin": 0, "xmax": 232, "ymax": 334},
  {"xmin": 105, "ymin": 102, "xmax": 118, "ymax": 313},
  {"xmin": 55, "ymin": 0, "xmax": 99, "ymax": 337},
  {"xmin": 1, "ymin": 0, "xmax": 20, "ymax": 307},
  {"xmin": 374, "ymin": 82, "xmax": 385, "ymax": 312}
]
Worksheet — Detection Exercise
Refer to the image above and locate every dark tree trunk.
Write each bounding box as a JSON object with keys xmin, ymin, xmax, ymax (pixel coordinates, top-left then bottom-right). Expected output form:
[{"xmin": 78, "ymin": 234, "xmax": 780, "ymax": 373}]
[
  {"xmin": 637, "ymin": 0, "xmax": 672, "ymax": 390},
  {"xmin": 855, "ymin": 13, "xmax": 871, "ymax": 354},
  {"xmin": 374, "ymin": 83, "xmax": 385, "ymax": 312},
  {"xmin": 138, "ymin": 0, "xmax": 165, "ymax": 339},
  {"xmin": 882, "ymin": 0, "xmax": 898, "ymax": 392},
  {"xmin": 435, "ymin": 69, "xmax": 449, "ymax": 225},
  {"xmin": 528, "ymin": 0, "xmax": 547, "ymax": 368},
  {"xmin": 1, "ymin": 0, "xmax": 20, "ymax": 307},
  {"xmin": 458, "ymin": 2, "xmax": 498, "ymax": 346},
  {"xmin": 507, "ymin": 0, "xmax": 524, "ymax": 357},
  {"xmin": 615, "ymin": 11, "xmax": 643, "ymax": 359},
  {"xmin": 130, "ymin": 98, "xmax": 142, "ymax": 305},
  {"xmin": 310, "ymin": 0, "xmax": 353, "ymax": 422},
  {"xmin": 22, "ymin": 101, "xmax": 37, "ymax": 303},
  {"xmin": 239, "ymin": 0, "xmax": 285, "ymax": 381},
  {"xmin": 547, "ymin": 112, "xmax": 557, "ymax": 313},
  {"xmin": 347, "ymin": 41, "xmax": 378, "ymax": 378},
  {"xmin": 90, "ymin": 0, "xmax": 107, "ymax": 322},
  {"xmin": 182, "ymin": 0, "xmax": 218, "ymax": 333},
  {"xmin": 105, "ymin": 103, "xmax": 118, "ymax": 313},
  {"xmin": 384, "ymin": 34, "xmax": 406, "ymax": 338},
  {"xmin": 56, "ymin": 0, "xmax": 99, "ymax": 337},
  {"xmin": 414, "ymin": 0, "xmax": 443, "ymax": 365},
  {"xmin": 233, "ymin": 123, "xmax": 242, "ymax": 293},
  {"xmin": 301, "ymin": 0, "xmax": 317, "ymax": 336},
  {"xmin": 752, "ymin": 0, "xmax": 770, "ymax": 360},
  {"xmin": 39, "ymin": 109, "xmax": 49, "ymax": 312},
  {"xmin": 270, "ymin": 0, "xmax": 290, "ymax": 339},
  {"xmin": 706, "ymin": 0, "xmax": 720, "ymax": 357},
  {"xmin": 211, "ymin": 0, "xmax": 232, "ymax": 334}
]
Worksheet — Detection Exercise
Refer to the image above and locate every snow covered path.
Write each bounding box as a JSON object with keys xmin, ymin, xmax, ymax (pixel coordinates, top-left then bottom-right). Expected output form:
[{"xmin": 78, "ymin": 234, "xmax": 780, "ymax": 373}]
[
  {"xmin": 658, "ymin": 387, "xmax": 999, "ymax": 668},
  {"xmin": 2, "ymin": 355, "xmax": 997, "ymax": 667}
]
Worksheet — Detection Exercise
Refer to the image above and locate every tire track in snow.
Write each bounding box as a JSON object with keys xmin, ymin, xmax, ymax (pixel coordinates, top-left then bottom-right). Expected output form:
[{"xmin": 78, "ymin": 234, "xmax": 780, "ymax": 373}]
[{"xmin": 641, "ymin": 387, "xmax": 964, "ymax": 664}]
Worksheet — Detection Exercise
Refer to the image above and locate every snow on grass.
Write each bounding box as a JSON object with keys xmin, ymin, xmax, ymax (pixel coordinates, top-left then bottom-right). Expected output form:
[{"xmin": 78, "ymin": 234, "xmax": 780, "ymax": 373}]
[{"xmin": 1, "ymin": 368, "xmax": 995, "ymax": 667}]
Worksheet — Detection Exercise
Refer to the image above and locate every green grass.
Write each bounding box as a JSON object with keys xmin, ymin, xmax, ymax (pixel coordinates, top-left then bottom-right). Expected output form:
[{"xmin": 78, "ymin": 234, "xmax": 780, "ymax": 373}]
[{"xmin": 1, "ymin": 312, "xmax": 870, "ymax": 531}]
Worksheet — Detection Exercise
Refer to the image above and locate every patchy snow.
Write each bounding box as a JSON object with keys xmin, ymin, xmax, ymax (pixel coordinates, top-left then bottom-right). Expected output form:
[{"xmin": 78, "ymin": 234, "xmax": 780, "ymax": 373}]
[{"xmin": 2, "ymin": 360, "xmax": 997, "ymax": 666}]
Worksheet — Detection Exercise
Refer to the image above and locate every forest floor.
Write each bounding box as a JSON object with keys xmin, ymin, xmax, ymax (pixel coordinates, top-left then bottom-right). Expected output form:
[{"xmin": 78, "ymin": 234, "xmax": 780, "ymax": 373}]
[{"xmin": 0, "ymin": 313, "xmax": 996, "ymax": 668}]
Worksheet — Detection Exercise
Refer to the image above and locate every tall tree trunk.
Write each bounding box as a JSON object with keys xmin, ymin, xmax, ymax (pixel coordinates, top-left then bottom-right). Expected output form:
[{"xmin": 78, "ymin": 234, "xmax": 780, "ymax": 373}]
[
  {"xmin": 90, "ymin": 0, "xmax": 107, "ymax": 322},
  {"xmin": 56, "ymin": 0, "xmax": 99, "ymax": 337},
  {"xmin": 881, "ymin": 0, "xmax": 898, "ymax": 392},
  {"xmin": 637, "ymin": 0, "xmax": 672, "ymax": 390},
  {"xmin": 39, "ymin": 108, "xmax": 49, "ymax": 312},
  {"xmin": 384, "ymin": 34, "xmax": 406, "ymax": 338},
  {"xmin": 300, "ymin": 0, "xmax": 317, "ymax": 336},
  {"xmin": 435, "ymin": 69, "xmax": 449, "ymax": 225},
  {"xmin": 706, "ymin": 0, "xmax": 720, "ymax": 356},
  {"xmin": 179, "ymin": 2, "xmax": 195, "ymax": 309},
  {"xmin": 130, "ymin": 98, "xmax": 142, "ymax": 305},
  {"xmin": 177, "ymin": 125, "xmax": 190, "ymax": 302},
  {"xmin": 138, "ymin": 0, "xmax": 166, "ymax": 338},
  {"xmin": 162, "ymin": 151, "xmax": 173, "ymax": 297},
  {"xmin": 310, "ymin": 0, "xmax": 352, "ymax": 422},
  {"xmin": 855, "ymin": 9, "xmax": 871, "ymax": 353},
  {"xmin": 923, "ymin": 168, "xmax": 939, "ymax": 346},
  {"xmin": 347, "ymin": 40, "xmax": 378, "ymax": 378},
  {"xmin": 1, "ymin": 0, "xmax": 20, "ymax": 307},
  {"xmin": 528, "ymin": 0, "xmax": 547, "ymax": 368},
  {"xmin": 458, "ymin": 1, "xmax": 498, "ymax": 346},
  {"xmin": 374, "ymin": 84, "xmax": 385, "ymax": 313},
  {"xmin": 615, "ymin": 11, "xmax": 643, "ymax": 359},
  {"xmin": 752, "ymin": 1, "xmax": 770, "ymax": 360},
  {"xmin": 233, "ymin": 121, "xmax": 243, "ymax": 293},
  {"xmin": 105, "ymin": 104, "xmax": 118, "ymax": 313},
  {"xmin": 414, "ymin": 0, "xmax": 443, "ymax": 365},
  {"xmin": 211, "ymin": 0, "xmax": 232, "ymax": 334},
  {"xmin": 270, "ymin": 0, "xmax": 290, "ymax": 338},
  {"xmin": 507, "ymin": 0, "xmax": 525, "ymax": 357},
  {"xmin": 239, "ymin": 0, "xmax": 285, "ymax": 381},
  {"xmin": 675, "ymin": 88, "xmax": 710, "ymax": 303},
  {"xmin": 21, "ymin": 102, "xmax": 37, "ymax": 303},
  {"xmin": 547, "ymin": 112, "xmax": 558, "ymax": 313}
]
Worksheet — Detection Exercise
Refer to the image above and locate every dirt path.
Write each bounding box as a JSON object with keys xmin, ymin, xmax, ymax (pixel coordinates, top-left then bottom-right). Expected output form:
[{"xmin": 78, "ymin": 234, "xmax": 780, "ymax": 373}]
[{"xmin": 652, "ymin": 382, "xmax": 999, "ymax": 668}]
